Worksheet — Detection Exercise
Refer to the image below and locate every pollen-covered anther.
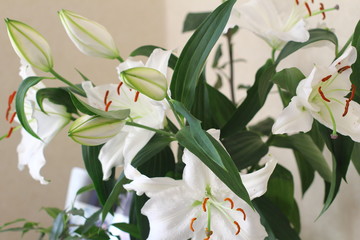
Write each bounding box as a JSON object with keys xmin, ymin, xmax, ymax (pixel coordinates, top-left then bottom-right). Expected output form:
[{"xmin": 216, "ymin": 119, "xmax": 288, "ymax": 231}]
[
  {"xmin": 295, "ymin": 0, "xmax": 299, "ymax": 5},
  {"xmin": 342, "ymin": 84, "xmax": 356, "ymax": 117},
  {"xmin": 6, "ymin": 127, "xmax": 14, "ymax": 138},
  {"xmin": 234, "ymin": 221, "xmax": 241, "ymax": 235},
  {"xmin": 338, "ymin": 65, "xmax": 351, "ymax": 74},
  {"xmin": 224, "ymin": 197, "xmax": 234, "ymax": 209},
  {"xmin": 305, "ymin": 2, "xmax": 312, "ymax": 16},
  {"xmin": 134, "ymin": 91, "xmax": 140, "ymax": 102},
  {"xmin": 321, "ymin": 75, "xmax": 332, "ymax": 82},
  {"xmin": 105, "ymin": 101, "xmax": 112, "ymax": 112},
  {"xmin": 8, "ymin": 91, "xmax": 16, "ymax": 106},
  {"xmin": 318, "ymin": 86, "xmax": 330, "ymax": 102},
  {"xmin": 9, "ymin": 112, "xmax": 17, "ymax": 124},
  {"xmin": 117, "ymin": 82, "xmax": 123, "ymax": 95},
  {"xmin": 104, "ymin": 90, "xmax": 110, "ymax": 105},
  {"xmin": 202, "ymin": 197, "xmax": 209, "ymax": 212},
  {"xmin": 190, "ymin": 217, "xmax": 197, "ymax": 232},
  {"xmin": 236, "ymin": 208, "xmax": 247, "ymax": 221},
  {"xmin": 320, "ymin": 3, "xmax": 326, "ymax": 20}
]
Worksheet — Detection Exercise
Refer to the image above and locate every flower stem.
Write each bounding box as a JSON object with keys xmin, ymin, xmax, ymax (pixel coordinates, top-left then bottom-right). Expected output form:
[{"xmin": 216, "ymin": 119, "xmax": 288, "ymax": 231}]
[
  {"xmin": 166, "ymin": 96, "xmax": 185, "ymax": 128},
  {"xmin": 125, "ymin": 121, "xmax": 175, "ymax": 138},
  {"xmin": 116, "ymin": 56, "xmax": 124, "ymax": 63},
  {"xmin": 49, "ymin": 69, "xmax": 86, "ymax": 96}
]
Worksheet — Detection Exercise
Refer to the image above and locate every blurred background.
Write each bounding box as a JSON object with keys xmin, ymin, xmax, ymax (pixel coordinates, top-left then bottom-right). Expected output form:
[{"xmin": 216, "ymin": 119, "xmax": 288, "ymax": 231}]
[{"xmin": 0, "ymin": 0, "xmax": 359, "ymax": 239}]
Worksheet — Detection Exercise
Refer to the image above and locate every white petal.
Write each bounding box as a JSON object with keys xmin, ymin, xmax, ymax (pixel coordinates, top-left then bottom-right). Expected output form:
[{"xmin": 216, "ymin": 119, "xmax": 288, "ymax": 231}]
[
  {"xmin": 272, "ymin": 97, "xmax": 314, "ymax": 135},
  {"xmin": 124, "ymin": 165, "xmax": 183, "ymax": 197},
  {"xmin": 145, "ymin": 48, "xmax": 172, "ymax": 77},
  {"xmin": 241, "ymin": 157, "xmax": 277, "ymax": 200},
  {"xmin": 99, "ymin": 131, "xmax": 128, "ymax": 180},
  {"xmin": 330, "ymin": 46, "xmax": 357, "ymax": 70},
  {"xmin": 116, "ymin": 59, "xmax": 144, "ymax": 74}
]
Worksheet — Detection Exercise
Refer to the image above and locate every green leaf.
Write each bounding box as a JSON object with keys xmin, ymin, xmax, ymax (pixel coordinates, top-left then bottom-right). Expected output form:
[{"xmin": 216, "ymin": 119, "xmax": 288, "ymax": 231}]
[
  {"xmin": 42, "ymin": 207, "xmax": 63, "ymax": 219},
  {"xmin": 350, "ymin": 21, "xmax": 360, "ymax": 100},
  {"xmin": 248, "ymin": 117, "xmax": 275, "ymax": 136},
  {"xmin": 269, "ymin": 133, "xmax": 331, "ymax": 182},
  {"xmin": 130, "ymin": 45, "xmax": 178, "ymax": 70},
  {"xmin": 82, "ymin": 145, "xmax": 115, "ymax": 206},
  {"xmin": 182, "ymin": 12, "xmax": 211, "ymax": 32},
  {"xmin": 272, "ymin": 67, "xmax": 305, "ymax": 97},
  {"xmin": 76, "ymin": 184, "xmax": 95, "ymax": 196},
  {"xmin": 351, "ymin": 142, "xmax": 360, "ymax": 174},
  {"xmin": 294, "ymin": 151, "xmax": 315, "ymax": 196},
  {"xmin": 221, "ymin": 59, "xmax": 276, "ymax": 137},
  {"xmin": 254, "ymin": 196, "xmax": 300, "ymax": 240},
  {"xmin": 276, "ymin": 29, "xmax": 338, "ymax": 65},
  {"xmin": 173, "ymin": 100, "xmax": 251, "ymax": 206},
  {"xmin": 36, "ymin": 88, "xmax": 78, "ymax": 114},
  {"xmin": 265, "ymin": 165, "xmax": 301, "ymax": 233},
  {"xmin": 15, "ymin": 76, "xmax": 48, "ymax": 139},
  {"xmin": 212, "ymin": 44, "xmax": 223, "ymax": 68},
  {"xmin": 170, "ymin": 0, "xmax": 236, "ymax": 109},
  {"xmin": 112, "ymin": 223, "xmax": 141, "ymax": 239},
  {"xmin": 50, "ymin": 212, "xmax": 65, "ymax": 240},
  {"xmin": 81, "ymin": 209, "xmax": 101, "ymax": 234},
  {"xmin": 102, "ymin": 134, "xmax": 174, "ymax": 221},
  {"xmin": 222, "ymin": 130, "xmax": 269, "ymax": 170},
  {"xmin": 68, "ymin": 91, "xmax": 130, "ymax": 120},
  {"xmin": 0, "ymin": 219, "xmax": 26, "ymax": 230}
]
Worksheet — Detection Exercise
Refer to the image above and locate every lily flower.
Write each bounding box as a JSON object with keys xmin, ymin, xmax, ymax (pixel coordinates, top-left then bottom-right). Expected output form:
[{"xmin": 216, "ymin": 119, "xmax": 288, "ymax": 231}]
[
  {"xmin": 124, "ymin": 130, "xmax": 277, "ymax": 240},
  {"xmin": 272, "ymin": 47, "xmax": 360, "ymax": 141},
  {"xmin": 238, "ymin": 0, "xmax": 339, "ymax": 50},
  {"xmin": 15, "ymin": 60, "xmax": 72, "ymax": 184},
  {"xmin": 82, "ymin": 48, "xmax": 171, "ymax": 180}
]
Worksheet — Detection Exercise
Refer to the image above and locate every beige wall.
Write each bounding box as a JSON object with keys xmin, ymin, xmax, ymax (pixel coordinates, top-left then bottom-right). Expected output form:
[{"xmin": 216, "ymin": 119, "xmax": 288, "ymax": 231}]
[
  {"xmin": 0, "ymin": 1, "xmax": 166, "ymax": 239},
  {"xmin": 0, "ymin": 0, "xmax": 359, "ymax": 239}
]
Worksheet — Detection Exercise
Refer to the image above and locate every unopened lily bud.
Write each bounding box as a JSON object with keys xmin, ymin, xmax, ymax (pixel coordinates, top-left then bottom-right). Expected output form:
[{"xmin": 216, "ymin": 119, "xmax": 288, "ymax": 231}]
[
  {"xmin": 5, "ymin": 19, "xmax": 53, "ymax": 72},
  {"xmin": 58, "ymin": 9, "xmax": 120, "ymax": 59},
  {"xmin": 120, "ymin": 67, "xmax": 168, "ymax": 101},
  {"xmin": 69, "ymin": 115, "xmax": 125, "ymax": 146}
]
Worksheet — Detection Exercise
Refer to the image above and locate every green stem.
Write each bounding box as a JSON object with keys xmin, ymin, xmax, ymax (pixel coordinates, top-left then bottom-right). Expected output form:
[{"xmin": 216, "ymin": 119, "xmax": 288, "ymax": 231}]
[
  {"xmin": 166, "ymin": 96, "xmax": 185, "ymax": 128},
  {"xmin": 0, "ymin": 125, "xmax": 22, "ymax": 141},
  {"xmin": 125, "ymin": 121, "xmax": 175, "ymax": 138},
  {"xmin": 49, "ymin": 69, "xmax": 86, "ymax": 96},
  {"xmin": 116, "ymin": 56, "xmax": 124, "ymax": 63},
  {"xmin": 271, "ymin": 48, "xmax": 276, "ymax": 62}
]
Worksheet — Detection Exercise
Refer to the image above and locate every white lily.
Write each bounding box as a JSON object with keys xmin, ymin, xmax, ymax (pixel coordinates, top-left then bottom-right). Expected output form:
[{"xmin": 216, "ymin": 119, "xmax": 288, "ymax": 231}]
[
  {"xmin": 272, "ymin": 47, "xmax": 360, "ymax": 141},
  {"xmin": 15, "ymin": 60, "xmax": 71, "ymax": 184},
  {"xmin": 82, "ymin": 48, "xmax": 171, "ymax": 180},
  {"xmin": 124, "ymin": 130, "xmax": 276, "ymax": 240},
  {"xmin": 238, "ymin": 0, "xmax": 338, "ymax": 50}
]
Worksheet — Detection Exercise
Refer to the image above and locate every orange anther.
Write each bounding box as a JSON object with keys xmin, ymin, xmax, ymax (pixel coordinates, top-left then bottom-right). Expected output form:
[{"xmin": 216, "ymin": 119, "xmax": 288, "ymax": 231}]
[
  {"xmin": 105, "ymin": 101, "xmax": 112, "ymax": 112},
  {"xmin": 134, "ymin": 91, "xmax": 140, "ymax": 102},
  {"xmin": 236, "ymin": 208, "xmax": 247, "ymax": 221},
  {"xmin": 224, "ymin": 198, "xmax": 234, "ymax": 209},
  {"xmin": 9, "ymin": 112, "xmax": 16, "ymax": 124},
  {"xmin": 305, "ymin": 2, "xmax": 312, "ymax": 16},
  {"xmin": 321, "ymin": 75, "xmax": 332, "ymax": 82},
  {"xmin": 8, "ymin": 91, "xmax": 16, "ymax": 106},
  {"xmin": 5, "ymin": 106, "xmax": 11, "ymax": 121},
  {"xmin": 190, "ymin": 218, "xmax": 197, "ymax": 232},
  {"xmin": 295, "ymin": 0, "xmax": 299, "ymax": 5},
  {"xmin": 320, "ymin": 3, "xmax": 326, "ymax": 20},
  {"xmin": 202, "ymin": 198, "xmax": 209, "ymax": 212},
  {"xmin": 6, "ymin": 127, "xmax": 14, "ymax": 138},
  {"xmin": 234, "ymin": 221, "xmax": 241, "ymax": 235},
  {"xmin": 338, "ymin": 65, "xmax": 351, "ymax": 74},
  {"xmin": 104, "ymin": 90, "xmax": 110, "ymax": 105},
  {"xmin": 318, "ymin": 87, "xmax": 330, "ymax": 102},
  {"xmin": 117, "ymin": 82, "xmax": 123, "ymax": 95}
]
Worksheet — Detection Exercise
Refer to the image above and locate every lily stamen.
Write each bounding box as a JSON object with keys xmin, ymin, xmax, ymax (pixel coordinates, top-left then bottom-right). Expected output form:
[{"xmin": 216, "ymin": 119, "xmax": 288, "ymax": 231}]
[
  {"xmin": 234, "ymin": 221, "xmax": 241, "ymax": 235},
  {"xmin": 224, "ymin": 198, "xmax": 234, "ymax": 209},
  {"xmin": 319, "ymin": 3, "xmax": 326, "ymax": 20},
  {"xmin": 322, "ymin": 75, "xmax": 332, "ymax": 82},
  {"xmin": 342, "ymin": 84, "xmax": 356, "ymax": 117},
  {"xmin": 202, "ymin": 197, "xmax": 209, "ymax": 212},
  {"xmin": 338, "ymin": 65, "xmax": 351, "ymax": 74},
  {"xmin": 104, "ymin": 90, "xmax": 110, "ymax": 105},
  {"xmin": 105, "ymin": 101, "xmax": 112, "ymax": 112},
  {"xmin": 6, "ymin": 127, "xmax": 14, "ymax": 138},
  {"xmin": 295, "ymin": 0, "xmax": 299, "ymax": 5},
  {"xmin": 134, "ymin": 91, "xmax": 140, "ymax": 102},
  {"xmin": 304, "ymin": 2, "xmax": 312, "ymax": 16},
  {"xmin": 236, "ymin": 208, "xmax": 247, "ymax": 221},
  {"xmin": 8, "ymin": 91, "xmax": 16, "ymax": 106},
  {"xmin": 117, "ymin": 82, "xmax": 123, "ymax": 95},
  {"xmin": 9, "ymin": 112, "xmax": 16, "ymax": 124},
  {"xmin": 304, "ymin": 4, "xmax": 339, "ymax": 19},
  {"xmin": 190, "ymin": 217, "xmax": 197, "ymax": 232},
  {"xmin": 318, "ymin": 87, "xmax": 330, "ymax": 102}
]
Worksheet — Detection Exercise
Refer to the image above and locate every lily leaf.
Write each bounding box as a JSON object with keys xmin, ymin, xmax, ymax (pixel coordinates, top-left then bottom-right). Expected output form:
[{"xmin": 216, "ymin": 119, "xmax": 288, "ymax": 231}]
[
  {"xmin": 272, "ymin": 68, "xmax": 305, "ymax": 97},
  {"xmin": 36, "ymin": 88, "xmax": 78, "ymax": 114},
  {"xmin": 276, "ymin": 29, "xmax": 338, "ymax": 65},
  {"xmin": 183, "ymin": 12, "xmax": 211, "ymax": 32},
  {"xmin": 170, "ymin": 0, "xmax": 236, "ymax": 109},
  {"xmin": 15, "ymin": 76, "xmax": 48, "ymax": 140}
]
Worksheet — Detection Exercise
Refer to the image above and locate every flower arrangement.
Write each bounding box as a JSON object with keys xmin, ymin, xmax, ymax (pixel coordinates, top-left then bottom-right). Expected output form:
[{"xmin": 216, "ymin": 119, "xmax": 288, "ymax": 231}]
[{"xmin": 1, "ymin": 0, "xmax": 359, "ymax": 239}]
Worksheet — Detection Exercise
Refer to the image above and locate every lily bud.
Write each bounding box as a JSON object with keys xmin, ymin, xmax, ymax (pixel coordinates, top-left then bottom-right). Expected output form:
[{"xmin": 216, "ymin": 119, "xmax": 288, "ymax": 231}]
[
  {"xmin": 5, "ymin": 19, "xmax": 53, "ymax": 72},
  {"xmin": 58, "ymin": 9, "xmax": 120, "ymax": 59},
  {"xmin": 69, "ymin": 115, "xmax": 125, "ymax": 146},
  {"xmin": 120, "ymin": 67, "xmax": 168, "ymax": 101}
]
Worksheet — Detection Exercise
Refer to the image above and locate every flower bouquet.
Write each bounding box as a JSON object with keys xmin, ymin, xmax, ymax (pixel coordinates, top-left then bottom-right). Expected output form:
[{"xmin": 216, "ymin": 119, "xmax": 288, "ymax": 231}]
[{"xmin": 1, "ymin": 0, "xmax": 360, "ymax": 239}]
